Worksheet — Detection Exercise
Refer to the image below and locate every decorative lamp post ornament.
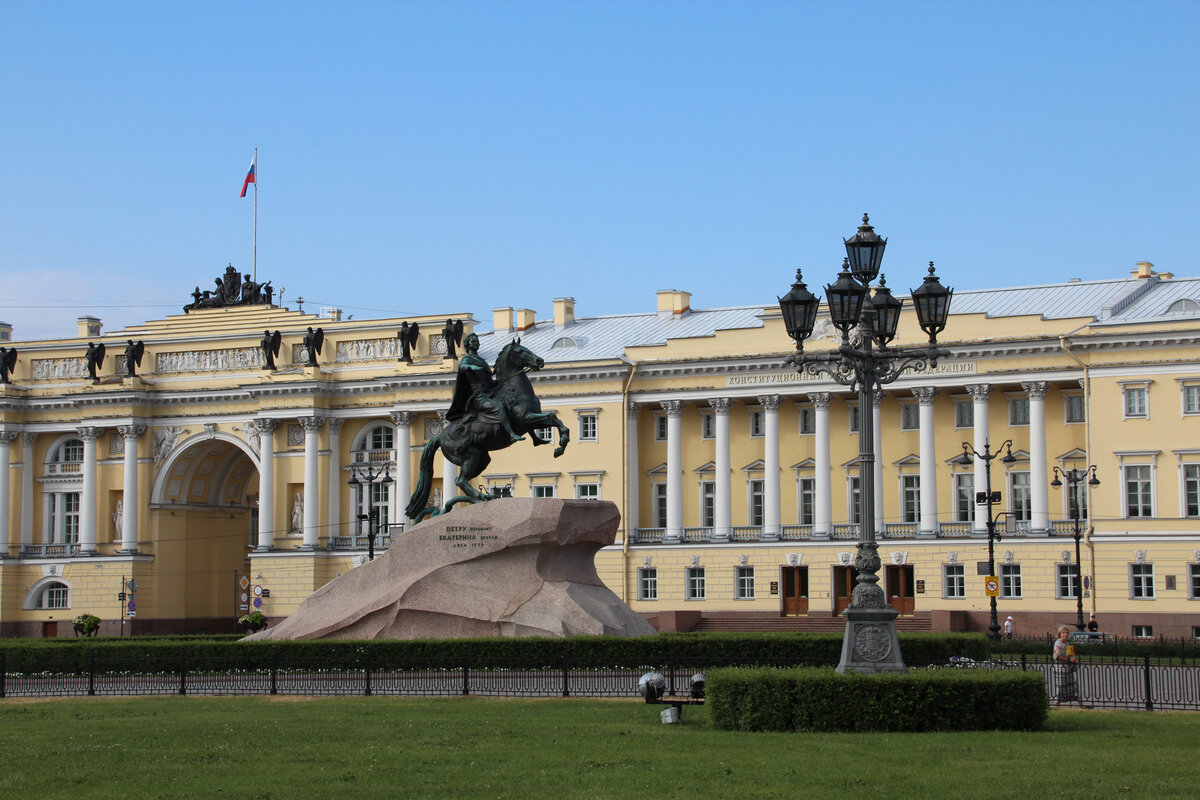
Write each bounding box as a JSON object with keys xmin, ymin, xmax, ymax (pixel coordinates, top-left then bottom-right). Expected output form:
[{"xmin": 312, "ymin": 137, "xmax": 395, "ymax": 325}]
[
  {"xmin": 348, "ymin": 463, "xmax": 394, "ymax": 561},
  {"xmin": 1051, "ymin": 465, "xmax": 1100, "ymax": 631},
  {"xmin": 781, "ymin": 214, "xmax": 953, "ymax": 674}
]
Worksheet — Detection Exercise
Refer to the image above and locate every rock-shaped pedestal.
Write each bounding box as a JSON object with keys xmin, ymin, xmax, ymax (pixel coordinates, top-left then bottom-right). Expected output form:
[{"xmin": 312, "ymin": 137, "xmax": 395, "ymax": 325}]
[{"xmin": 252, "ymin": 498, "xmax": 655, "ymax": 640}]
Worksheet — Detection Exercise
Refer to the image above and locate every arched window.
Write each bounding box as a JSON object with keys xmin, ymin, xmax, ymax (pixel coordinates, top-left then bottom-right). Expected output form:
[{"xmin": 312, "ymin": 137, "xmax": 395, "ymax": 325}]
[
  {"xmin": 368, "ymin": 424, "xmax": 393, "ymax": 451},
  {"xmin": 29, "ymin": 581, "xmax": 70, "ymax": 609},
  {"xmin": 1166, "ymin": 298, "xmax": 1200, "ymax": 314},
  {"xmin": 43, "ymin": 437, "xmax": 85, "ymax": 550},
  {"xmin": 50, "ymin": 438, "xmax": 84, "ymax": 471}
]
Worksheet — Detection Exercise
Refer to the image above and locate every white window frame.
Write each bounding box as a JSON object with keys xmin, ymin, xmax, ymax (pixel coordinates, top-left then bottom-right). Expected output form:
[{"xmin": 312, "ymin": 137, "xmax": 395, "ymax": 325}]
[
  {"xmin": 1009, "ymin": 470, "xmax": 1031, "ymax": 521},
  {"xmin": 1181, "ymin": 381, "xmax": 1200, "ymax": 416},
  {"xmin": 1123, "ymin": 385, "xmax": 1149, "ymax": 419},
  {"xmin": 954, "ymin": 398, "xmax": 973, "ymax": 429},
  {"xmin": 700, "ymin": 411, "xmax": 715, "ymax": 440},
  {"xmin": 1185, "ymin": 462, "xmax": 1200, "ymax": 518},
  {"xmin": 1130, "ymin": 562, "xmax": 1155, "ymax": 599},
  {"xmin": 953, "ymin": 471, "xmax": 975, "ymax": 522},
  {"xmin": 1188, "ymin": 563, "xmax": 1200, "ymax": 600},
  {"xmin": 652, "ymin": 482, "xmax": 668, "ymax": 528},
  {"xmin": 797, "ymin": 476, "xmax": 815, "ymax": 525},
  {"xmin": 1008, "ymin": 396, "xmax": 1030, "ymax": 426},
  {"xmin": 699, "ymin": 480, "xmax": 715, "ymax": 527},
  {"xmin": 638, "ymin": 568, "xmax": 657, "ymax": 601},
  {"xmin": 899, "ymin": 401, "xmax": 919, "ymax": 431},
  {"xmin": 653, "ymin": 414, "xmax": 668, "ymax": 442},
  {"xmin": 734, "ymin": 566, "xmax": 755, "ymax": 600},
  {"xmin": 847, "ymin": 474, "xmax": 862, "ymax": 524},
  {"xmin": 685, "ymin": 567, "xmax": 706, "ymax": 600},
  {"xmin": 797, "ymin": 405, "xmax": 815, "ymax": 436},
  {"xmin": 847, "ymin": 403, "xmax": 860, "ymax": 434},
  {"xmin": 748, "ymin": 409, "xmax": 764, "ymax": 439},
  {"xmin": 1064, "ymin": 393, "xmax": 1086, "ymax": 424},
  {"xmin": 1056, "ymin": 563, "xmax": 1080, "ymax": 600},
  {"xmin": 25, "ymin": 578, "xmax": 71, "ymax": 610},
  {"xmin": 900, "ymin": 474, "xmax": 921, "ymax": 523},
  {"xmin": 576, "ymin": 411, "xmax": 598, "ymax": 442},
  {"xmin": 747, "ymin": 478, "xmax": 764, "ymax": 526},
  {"xmin": 1123, "ymin": 463, "xmax": 1155, "ymax": 518},
  {"xmin": 943, "ymin": 564, "xmax": 965, "ymax": 598},
  {"xmin": 1000, "ymin": 563, "xmax": 1022, "ymax": 599}
]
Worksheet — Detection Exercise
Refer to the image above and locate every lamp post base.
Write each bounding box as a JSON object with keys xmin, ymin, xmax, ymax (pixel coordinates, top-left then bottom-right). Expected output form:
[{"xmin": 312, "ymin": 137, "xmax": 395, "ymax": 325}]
[{"xmin": 836, "ymin": 605, "xmax": 908, "ymax": 675}]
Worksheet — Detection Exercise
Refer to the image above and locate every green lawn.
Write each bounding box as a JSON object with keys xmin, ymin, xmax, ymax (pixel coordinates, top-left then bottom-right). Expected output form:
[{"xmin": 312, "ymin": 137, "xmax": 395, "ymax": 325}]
[{"xmin": 1, "ymin": 697, "xmax": 1195, "ymax": 799}]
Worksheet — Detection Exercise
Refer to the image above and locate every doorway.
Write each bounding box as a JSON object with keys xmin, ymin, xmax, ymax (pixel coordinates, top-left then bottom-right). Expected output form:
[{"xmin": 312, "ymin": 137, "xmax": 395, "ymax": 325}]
[
  {"xmin": 832, "ymin": 565, "xmax": 858, "ymax": 614},
  {"xmin": 780, "ymin": 566, "xmax": 809, "ymax": 616},
  {"xmin": 41, "ymin": 621, "xmax": 58, "ymax": 638},
  {"xmin": 886, "ymin": 564, "xmax": 916, "ymax": 615}
]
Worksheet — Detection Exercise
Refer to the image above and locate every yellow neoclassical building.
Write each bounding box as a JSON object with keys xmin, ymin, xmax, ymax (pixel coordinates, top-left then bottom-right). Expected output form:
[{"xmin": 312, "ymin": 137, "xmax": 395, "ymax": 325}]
[{"xmin": 2, "ymin": 261, "xmax": 1199, "ymax": 639}]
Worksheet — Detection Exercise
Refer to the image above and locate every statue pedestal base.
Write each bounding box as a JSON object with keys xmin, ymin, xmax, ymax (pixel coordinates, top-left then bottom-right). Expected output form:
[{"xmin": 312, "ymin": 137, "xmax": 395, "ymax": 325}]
[{"xmin": 835, "ymin": 605, "xmax": 908, "ymax": 674}]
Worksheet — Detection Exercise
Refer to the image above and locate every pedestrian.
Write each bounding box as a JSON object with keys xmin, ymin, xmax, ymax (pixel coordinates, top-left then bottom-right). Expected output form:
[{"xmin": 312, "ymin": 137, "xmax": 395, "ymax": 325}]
[
  {"xmin": 1004, "ymin": 616, "xmax": 1013, "ymax": 639},
  {"xmin": 1053, "ymin": 624, "xmax": 1086, "ymax": 708},
  {"xmin": 1087, "ymin": 614, "xmax": 1098, "ymax": 632}
]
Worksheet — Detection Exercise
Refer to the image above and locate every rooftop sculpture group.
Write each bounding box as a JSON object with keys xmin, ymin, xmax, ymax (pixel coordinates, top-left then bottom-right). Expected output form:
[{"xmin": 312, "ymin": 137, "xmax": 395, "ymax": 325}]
[{"xmin": 184, "ymin": 264, "xmax": 273, "ymax": 311}]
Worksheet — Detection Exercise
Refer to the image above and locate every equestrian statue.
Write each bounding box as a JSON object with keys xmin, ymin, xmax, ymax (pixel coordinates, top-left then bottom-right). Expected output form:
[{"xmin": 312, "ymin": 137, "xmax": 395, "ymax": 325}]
[{"xmin": 405, "ymin": 333, "xmax": 570, "ymax": 521}]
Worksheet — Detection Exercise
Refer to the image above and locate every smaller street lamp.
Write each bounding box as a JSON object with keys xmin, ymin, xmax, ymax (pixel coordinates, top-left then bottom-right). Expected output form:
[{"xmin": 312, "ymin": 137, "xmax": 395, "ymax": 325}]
[
  {"xmin": 1051, "ymin": 465, "xmax": 1100, "ymax": 631},
  {"xmin": 956, "ymin": 439, "xmax": 1015, "ymax": 639},
  {"xmin": 348, "ymin": 463, "xmax": 393, "ymax": 561}
]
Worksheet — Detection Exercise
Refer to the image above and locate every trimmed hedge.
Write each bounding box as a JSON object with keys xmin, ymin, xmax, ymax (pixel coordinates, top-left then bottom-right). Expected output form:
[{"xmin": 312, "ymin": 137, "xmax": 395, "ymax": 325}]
[
  {"xmin": 0, "ymin": 632, "xmax": 990, "ymax": 675},
  {"xmin": 707, "ymin": 666, "xmax": 1048, "ymax": 732}
]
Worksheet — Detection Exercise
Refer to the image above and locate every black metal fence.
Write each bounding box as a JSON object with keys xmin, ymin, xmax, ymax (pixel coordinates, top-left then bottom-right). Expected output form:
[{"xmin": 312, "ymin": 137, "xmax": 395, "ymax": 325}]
[{"xmin": 2, "ymin": 649, "xmax": 1197, "ymax": 711}]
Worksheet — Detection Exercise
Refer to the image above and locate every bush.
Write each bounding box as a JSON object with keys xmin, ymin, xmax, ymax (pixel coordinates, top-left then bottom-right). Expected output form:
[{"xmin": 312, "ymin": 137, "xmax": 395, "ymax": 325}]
[
  {"xmin": 72, "ymin": 614, "xmax": 101, "ymax": 637},
  {"xmin": 707, "ymin": 666, "xmax": 1048, "ymax": 732}
]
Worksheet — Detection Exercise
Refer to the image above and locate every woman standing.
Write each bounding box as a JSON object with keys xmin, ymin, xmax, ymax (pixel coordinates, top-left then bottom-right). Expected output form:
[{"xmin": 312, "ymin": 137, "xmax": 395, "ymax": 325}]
[{"xmin": 1053, "ymin": 625, "xmax": 1085, "ymax": 708}]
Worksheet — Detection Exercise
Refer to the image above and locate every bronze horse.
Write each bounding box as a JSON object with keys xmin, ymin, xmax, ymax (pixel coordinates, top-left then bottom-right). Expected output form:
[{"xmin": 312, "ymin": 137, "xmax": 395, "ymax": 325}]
[{"xmin": 405, "ymin": 339, "xmax": 569, "ymax": 520}]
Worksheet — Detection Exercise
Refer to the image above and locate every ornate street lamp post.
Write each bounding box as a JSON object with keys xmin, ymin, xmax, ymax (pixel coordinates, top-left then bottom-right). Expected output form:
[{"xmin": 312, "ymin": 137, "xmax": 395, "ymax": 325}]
[
  {"xmin": 1051, "ymin": 465, "xmax": 1100, "ymax": 631},
  {"xmin": 348, "ymin": 463, "xmax": 393, "ymax": 561},
  {"xmin": 956, "ymin": 440, "xmax": 1016, "ymax": 639},
  {"xmin": 779, "ymin": 214, "xmax": 953, "ymax": 674}
]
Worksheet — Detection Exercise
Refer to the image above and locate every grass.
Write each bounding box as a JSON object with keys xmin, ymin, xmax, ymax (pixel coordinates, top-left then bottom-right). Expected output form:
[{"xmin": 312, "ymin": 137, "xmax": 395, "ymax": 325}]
[{"xmin": 1, "ymin": 697, "xmax": 1196, "ymax": 799}]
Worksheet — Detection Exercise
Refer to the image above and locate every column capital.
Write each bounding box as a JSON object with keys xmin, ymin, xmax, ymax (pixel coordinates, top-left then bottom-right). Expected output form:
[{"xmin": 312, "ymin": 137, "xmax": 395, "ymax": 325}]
[
  {"xmin": 627, "ymin": 401, "xmax": 640, "ymax": 419},
  {"xmin": 965, "ymin": 383, "xmax": 992, "ymax": 400},
  {"xmin": 756, "ymin": 394, "xmax": 782, "ymax": 411},
  {"xmin": 807, "ymin": 392, "xmax": 833, "ymax": 408},
  {"xmin": 76, "ymin": 426, "xmax": 101, "ymax": 441},
  {"xmin": 1021, "ymin": 381, "xmax": 1048, "ymax": 400},
  {"xmin": 660, "ymin": 400, "xmax": 685, "ymax": 417},
  {"xmin": 872, "ymin": 390, "xmax": 886, "ymax": 408},
  {"xmin": 117, "ymin": 424, "xmax": 147, "ymax": 439},
  {"xmin": 390, "ymin": 410, "xmax": 415, "ymax": 427},
  {"xmin": 708, "ymin": 397, "xmax": 733, "ymax": 414},
  {"xmin": 254, "ymin": 418, "xmax": 280, "ymax": 435},
  {"xmin": 23, "ymin": 431, "xmax": 37, "ymax": 446},
  {"xmin": 298, "ymin": 416, "xmax": 326, "ymax": 432},
  {"xmin": 327, "ymin": 417, "xmax": 346, "ymax": 433},
  {"xmin": 912, "ymin": 387, "xmax": 939, "ymax": 405},
  {"xmin": 0, "ymin": 431, "xmax": 18, "ymax": 445}
]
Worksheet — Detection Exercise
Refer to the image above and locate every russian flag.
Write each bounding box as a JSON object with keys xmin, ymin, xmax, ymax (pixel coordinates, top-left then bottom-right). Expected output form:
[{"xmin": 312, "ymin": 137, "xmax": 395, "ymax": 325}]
[{"xmin": 240, "ymin": 155, "xmax": 257, "ymax": 197}]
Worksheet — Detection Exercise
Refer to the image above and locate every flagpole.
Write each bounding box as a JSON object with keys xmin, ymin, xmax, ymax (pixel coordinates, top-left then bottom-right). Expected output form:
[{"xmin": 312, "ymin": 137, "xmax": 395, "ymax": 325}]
[{"xmin": 253, "ymin": 146, "xmax": 258, "ymax": 284}]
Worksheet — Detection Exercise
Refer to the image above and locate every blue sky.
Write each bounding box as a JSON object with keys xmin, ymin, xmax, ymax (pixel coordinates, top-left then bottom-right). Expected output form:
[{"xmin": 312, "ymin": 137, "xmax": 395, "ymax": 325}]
[{"xmin": 1, "ymin": 0, "xmax": 1196, "ymax": 342}]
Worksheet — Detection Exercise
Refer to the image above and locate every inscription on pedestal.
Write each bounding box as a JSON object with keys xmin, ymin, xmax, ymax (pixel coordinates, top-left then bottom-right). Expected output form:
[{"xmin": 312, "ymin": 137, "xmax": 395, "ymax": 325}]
[{"xmin": 438, "ymin": 525, "xmax": 497, "ymax": 549}]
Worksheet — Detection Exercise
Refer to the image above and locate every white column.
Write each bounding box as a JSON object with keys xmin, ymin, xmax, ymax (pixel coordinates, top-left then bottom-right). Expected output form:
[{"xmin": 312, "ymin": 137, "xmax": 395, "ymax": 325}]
[
  {"xmin": 1024, "ymin": 381, "xmax": 1049, "ymax": 532},
  {"xmin": 21, "ymin": 432, "xmax": 34, "ymax": 549},
  {"xmin": 77, "ymin": 426, "xmax": 100, "ymax": 554},
  {"xmin": 966, "ymin": 384, "xmax": 991, "ymax": 534},
  {"xmin": 709, "ymin": 398, "xmax": 732, "ymax": 542},
  {"xmin": 809, "ymin": 392, "xmax": 832, "ymax": 540},
  {"xmin": 872, "ymin": 390, "xmax": 885, "ymax": 534},
  {"xmin": 0, "ymin": 431, "xmax": 16, "ymax": 554},
  {"xmin": 661, "ymin": 400, "xmax": 685, "ymax": 542},
  {"xmin": 255, "ymin": 419, "xmax": 279, "ymax": 551},
  {"xmin": 327, "ymin": 418, "xmax": 344, "ymax": 540},
  {"xmin": 914, "ymin": 388, "xmax": 939, "ymax": 537},
  {"xmin": 117, "ymin": 424, "xmax": 145, "ymax": 552},
  {"xmin": 391, "ymin": 411, "xmax": 413, "ymax": 526},
  {"xmin": 440, "ymin": 412, "xmax": 457, "ymax": 504},
  {"xmin": 299, "ymin": 416, "xmax": 324, "ymax": 549},
  {"xmin": 626, "ymin": 402, "xmax": 640, "ymax": 540},
  {"xmin": 758, "ymin": 395, "xmax": 781, "ymax": 540}
]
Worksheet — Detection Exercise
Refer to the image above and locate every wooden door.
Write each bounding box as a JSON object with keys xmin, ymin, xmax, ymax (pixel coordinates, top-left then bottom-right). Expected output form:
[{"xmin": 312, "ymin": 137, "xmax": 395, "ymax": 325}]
[
  {"xmin": 42, "ymin": 621, "xmax": 58, "ymax": 638},
  {"xmin": 832, "ymin": 566, "xmax": 857, "ymax": 614},
  {"xmin": 886, "ymin": 565, "xmax": 916, "ymax": 615},
  {"xmin": 780, "ymin": 566, "xmax": 809, "ymax": 616}
]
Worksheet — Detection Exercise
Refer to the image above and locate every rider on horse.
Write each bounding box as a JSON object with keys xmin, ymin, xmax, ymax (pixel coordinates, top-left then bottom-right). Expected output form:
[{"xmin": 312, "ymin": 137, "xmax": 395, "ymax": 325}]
[{"xmin": 446, "ymin": 332, "xmax": 525, "ymax": 444}]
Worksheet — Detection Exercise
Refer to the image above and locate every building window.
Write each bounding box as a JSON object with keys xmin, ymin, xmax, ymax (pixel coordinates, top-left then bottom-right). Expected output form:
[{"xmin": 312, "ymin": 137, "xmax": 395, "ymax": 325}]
[
  {"xmin": 653, "ymin": 483, "xmax": 667, "ymax": 528},
  {"xmin": 848, "ymin": 476, "xmax": 862, "ymax": 524},
  {"xmin": 575, "ymin": 482, "xmax": 599, "ymax": 500},
  {"xmin": 798, "ymin": 406, "xmax": 815, "ymax": 435},
  {"xmin": 49, "ymin": 493, "xmax": 81, "ymax": 545},
  {"xmin": 1067, "ymin": 476, "xmax": 1089, "ymax": 520},
  {"xmin": 1189, "ymin": 563, "xmax": 1200, "ymax": 599},
  {"xmin": 749, "ymin": 410, "xmax": 764, "ymax": 438},
  {"xmin": 638, "ymin": 568, "xmax": 657, "ymax": 601},
  {"xmin": 1184, "ymin": 385, "xmax": 1200, "ymax": 415},
  {"xmin": 954, "ymin": 473, "xmax": 975, "ymax": 522},
  {"xmin": 36, "ymin": 582, "xmax": 70, "ymax": 609},
  {"xmin": 533, "ymin": 484, "xmax": 556, "ymax": 498},
  {"xmin": 848, "ymin": 404, "xmax": 860, "ymax": 433},
  {"xmin": 899, "ymin": 402, "xmax": 919, "ymax": 431},
  {"xmin": 943, "ymin": 564, "xmax": 965, "ymax": 598},
  {"xmin": 654, "ymin": 415, "xmax": 668, "ymax": 442},
  {"xmin": 1124, "ymin": 386, "xmax": 1148, "ymax": 418},
  {"xmin": 954, "ymin": 399, "xmax": 973, "ymax": 429},
  {"xmin": 534, "ymin": 426, "xmax": 555, "ymax": 443},
  {"xmin": 577, "ymin": 413, "xmax": 597, "ymax": 442},
  {"xmin": 1010, "ymin": 471, "xmax": 1031, "ymax": 521},
  {"xmin": 701, "ymin": 412, "xmax": 715, "ymax": 440},
  {"xmin": 1124, "ymin": 464, "xmax": 1154, "ymax": 517},
  {"xmin": 1009, "ymin": 397, "xmax": 1029, "ymax": 426},
  {"xmin": 1131, "ymin": 563, "xmax": 1154, "ymax": 598},
  {"xmin": 700, "ymin": 481, "xmax": 715, "ymax": 527},
  {"xmin": 748, "ymin": 479, "xmax": 764, "ymax": 526},
  {"xmin": 798, "ymin": 477, "xmax": 815, "ymax": 525},
  {"xmin": 1184, "ymin": 464, "xmax": 1200, "ymax": 517},
  {"xmin": 1000, "ymin": 564, "xmax": 1022, "ymax": 598},
  {"xmin": 367, "ymin": 424, "xmax": 393, "ymax": 451},
  {"xmin": 1133, "ymin": 625, "xmax": 1153, "ymax": 638},
  {"xmin": 686, "ymin": 567, "xmax": 706, "ymax": 600},
  {"xmin": 735, "ymin": 566, "xmax": 755, "ymax": 600},
  {"xmin": 901, "ymin": 475, "xmax": 921, "ymax": 523},
  {"xmin": 369, "ymin": 481, "xmax": 391, "ymax": 530},
  {"xmin": 1056, "ymin": 563, "xmax": 1080, "ymax": 599},
  {"xmin": 1065, "ymin": 394, "xmax": 1086, "ymax": 424}
]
